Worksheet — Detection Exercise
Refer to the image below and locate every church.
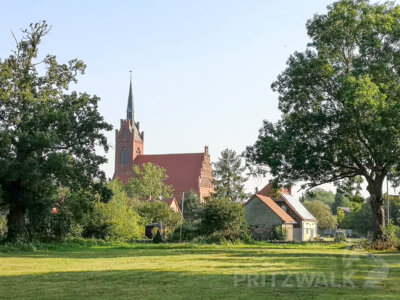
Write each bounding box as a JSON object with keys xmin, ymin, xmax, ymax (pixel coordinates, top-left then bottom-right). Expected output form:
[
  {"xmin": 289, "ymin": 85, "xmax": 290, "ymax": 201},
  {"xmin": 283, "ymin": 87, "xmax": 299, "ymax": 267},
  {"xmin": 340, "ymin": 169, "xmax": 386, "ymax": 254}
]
[{"xmin": 113, "ymin": 77, "xmax": 215, "ymax": 202}]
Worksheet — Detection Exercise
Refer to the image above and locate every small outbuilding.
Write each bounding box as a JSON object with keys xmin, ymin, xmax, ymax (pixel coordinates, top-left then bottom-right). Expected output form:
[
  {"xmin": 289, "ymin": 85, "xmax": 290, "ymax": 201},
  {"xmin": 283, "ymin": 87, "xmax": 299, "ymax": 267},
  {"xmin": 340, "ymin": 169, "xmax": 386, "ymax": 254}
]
[
  {"xmin": 244, "ymin": 194, "xmax": 296, "ymax": 241},
  {"xmin": 257, "ymin": 183, "xmax": 318, "ymax": 241}
]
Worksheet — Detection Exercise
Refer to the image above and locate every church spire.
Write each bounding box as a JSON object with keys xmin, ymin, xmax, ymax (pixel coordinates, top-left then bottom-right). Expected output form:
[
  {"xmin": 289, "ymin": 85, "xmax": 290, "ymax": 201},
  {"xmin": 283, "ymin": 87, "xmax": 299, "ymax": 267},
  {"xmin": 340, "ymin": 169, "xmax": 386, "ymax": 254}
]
[{"xmin": 126, "ymin": 71, "xmax": 134, "ymax": 124}]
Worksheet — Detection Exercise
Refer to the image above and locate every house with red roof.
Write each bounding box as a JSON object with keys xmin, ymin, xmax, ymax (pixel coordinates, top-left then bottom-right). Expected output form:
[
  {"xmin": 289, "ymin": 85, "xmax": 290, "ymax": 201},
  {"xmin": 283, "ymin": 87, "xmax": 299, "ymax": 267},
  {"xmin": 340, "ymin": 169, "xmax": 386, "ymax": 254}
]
[
  {"xmin": 255, "ymin": 183, "xmax": 318, "ymax": 241},
  {"xmin": 244, "ymin": 194, "xmax": 296, "ymax": 241},
  {"xmin": 113, "ymin": 76, "xmax": 214, "ymax": 202}
]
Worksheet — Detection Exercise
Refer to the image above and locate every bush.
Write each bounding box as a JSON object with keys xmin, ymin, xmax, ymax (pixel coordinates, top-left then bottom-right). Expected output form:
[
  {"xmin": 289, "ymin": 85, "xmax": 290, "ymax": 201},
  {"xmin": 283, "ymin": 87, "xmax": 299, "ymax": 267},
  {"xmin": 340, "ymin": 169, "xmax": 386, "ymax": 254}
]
[
  {"xmin": 181, "ymin": 190, "xmax": 203, "ymax": 222},
  {"xmin": 271, "ymin": 226, "xmax": 288, "ymax": 241},
  {"xmin": 135, "ymin": 200, "xmax": 181, "ymax": 228},
  {"xmin": 334, "ymin": 231, "xmax": 346, "ymax": 243},
  {"xmin": 359, "ymin": 223, "xmax": 400, "ymax": 250},
  {"xmin": 199, "ymin": 198, "xmax": 248, "ymax": 242},
  {"xmin": 167, "ymin": 222, "xmax": 198, "ymax": 242},
  {"xmin": 152, "ymin": 228, "xmax": 163, "ymax": 243},
  {"xmin": 83, "ymin": 181, "xmax": 143, "ymax": 241}
]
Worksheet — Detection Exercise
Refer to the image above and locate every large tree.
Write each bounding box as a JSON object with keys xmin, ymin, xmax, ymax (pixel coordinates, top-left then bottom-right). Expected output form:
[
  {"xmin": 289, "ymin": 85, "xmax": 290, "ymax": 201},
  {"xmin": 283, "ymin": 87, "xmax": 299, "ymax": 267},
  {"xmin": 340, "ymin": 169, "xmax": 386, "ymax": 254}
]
[
  {"xmin": 303, "ymin": 200, "xmax": 337, "ymax": 231},
  {"xmin": 124, "ymin": 162, "xmax": 174, "ymax": 199},
  {"xmin": 245, "ymin": 0, "xmax": 400, "ymax": 238},
  {"xmin": 213, "ymin": 149, "xmax": 248, "ymax": 203},
  {"xmin": 0, "ymin": 22, "xmax": 112, "ymax": 240}
]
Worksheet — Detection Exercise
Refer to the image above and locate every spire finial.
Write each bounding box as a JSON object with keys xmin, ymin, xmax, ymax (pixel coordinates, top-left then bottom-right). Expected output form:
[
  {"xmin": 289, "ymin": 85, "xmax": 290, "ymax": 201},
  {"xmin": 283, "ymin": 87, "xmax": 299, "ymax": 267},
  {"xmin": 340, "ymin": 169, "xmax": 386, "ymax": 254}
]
[{"xmin": 126, "ymin": 71, "xmax": 134, "ymax": 123}]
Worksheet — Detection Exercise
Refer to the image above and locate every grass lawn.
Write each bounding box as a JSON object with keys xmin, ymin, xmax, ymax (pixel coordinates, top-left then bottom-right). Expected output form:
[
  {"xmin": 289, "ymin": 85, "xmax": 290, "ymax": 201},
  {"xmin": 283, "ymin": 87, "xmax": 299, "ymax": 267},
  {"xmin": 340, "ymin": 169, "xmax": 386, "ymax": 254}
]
[{"xmin": 0, "ymin": 242, "xmax": 399, "ymax": 299}]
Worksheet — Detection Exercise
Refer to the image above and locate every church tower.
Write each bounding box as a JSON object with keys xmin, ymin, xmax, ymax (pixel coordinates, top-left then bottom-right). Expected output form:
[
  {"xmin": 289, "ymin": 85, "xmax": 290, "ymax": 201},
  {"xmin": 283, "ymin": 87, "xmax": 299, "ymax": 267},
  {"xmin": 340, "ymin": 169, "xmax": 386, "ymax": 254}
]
[{"xmin": 113, "ymin": 74, "xmax": 144, "ymax": 181}]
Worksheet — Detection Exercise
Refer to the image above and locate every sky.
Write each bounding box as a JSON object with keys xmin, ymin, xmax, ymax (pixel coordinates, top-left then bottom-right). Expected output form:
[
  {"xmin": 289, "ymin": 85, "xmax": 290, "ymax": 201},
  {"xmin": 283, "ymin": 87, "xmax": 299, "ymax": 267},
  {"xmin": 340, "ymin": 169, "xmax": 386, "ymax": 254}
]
[{"xmin": 2, "ymin": 0, "xmax": 397, "ymax": 197}]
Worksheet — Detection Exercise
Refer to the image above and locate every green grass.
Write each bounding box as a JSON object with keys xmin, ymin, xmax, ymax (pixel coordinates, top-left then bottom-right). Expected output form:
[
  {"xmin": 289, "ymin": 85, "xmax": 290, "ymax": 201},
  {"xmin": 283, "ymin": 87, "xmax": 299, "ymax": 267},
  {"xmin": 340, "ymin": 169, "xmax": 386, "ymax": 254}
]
[{"xmin": 0, "ymin": 242, "xmax": 399, "ymax": 299}]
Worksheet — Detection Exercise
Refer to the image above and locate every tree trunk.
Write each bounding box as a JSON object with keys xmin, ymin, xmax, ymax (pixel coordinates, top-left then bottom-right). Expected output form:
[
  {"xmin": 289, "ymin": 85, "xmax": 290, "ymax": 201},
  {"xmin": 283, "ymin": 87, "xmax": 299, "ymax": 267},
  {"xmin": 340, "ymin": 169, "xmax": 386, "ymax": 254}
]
[
  {"xmin": 366, "ymin": 179, "xmax": 385, "ymax": 239},
  {"xmin": 7, "ymin": 203, "xmax": 27, "ymax": 241}
]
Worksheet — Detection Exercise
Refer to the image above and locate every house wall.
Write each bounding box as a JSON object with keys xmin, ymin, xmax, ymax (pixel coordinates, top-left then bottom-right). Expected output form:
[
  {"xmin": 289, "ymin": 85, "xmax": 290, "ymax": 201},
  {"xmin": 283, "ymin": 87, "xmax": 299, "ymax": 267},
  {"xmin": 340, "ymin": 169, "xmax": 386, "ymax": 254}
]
[
  {"xmin": 293, "ymin": 221, "xmax": 317, "ymax": 241},
  {"xmin": 169, "ymin": 200, "xmax": 181, "ymax": 213},
  {"xmin": 282, "ymin": 224, "xmax": 294, "ymax": 241},
  {"xmin": 244, "ymin": 198, "xmax": 284, "ymax": 240},
  {"xmin": 303, "ymin": 221, "xmax": 317, "ymax": 241}
]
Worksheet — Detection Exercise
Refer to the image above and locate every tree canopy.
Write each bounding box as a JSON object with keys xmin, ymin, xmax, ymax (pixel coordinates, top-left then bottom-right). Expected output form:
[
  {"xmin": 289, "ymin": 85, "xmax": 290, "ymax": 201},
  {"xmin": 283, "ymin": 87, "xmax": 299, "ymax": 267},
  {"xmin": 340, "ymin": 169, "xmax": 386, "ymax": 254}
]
[
  {"xmin": 302, "ymin": 188, "xmax": 335, "ymax": 208},
  {"xmin": 303, "ymin": 200, "xmax": 337, "ymax": 230},
  {"xmin": 0, "ymin": 22, "xmax": 112, "ymax": 240},
  {"xmin": 213, "ymin": 149, "xmax": 248, "ymax": 203},
  {"xmin": 245, "ymin": 0, "xmax": 400, "ymax": 238},
  {"xmin": 124, "ymin": 163, "xmax": 173, "ymax": 200}
]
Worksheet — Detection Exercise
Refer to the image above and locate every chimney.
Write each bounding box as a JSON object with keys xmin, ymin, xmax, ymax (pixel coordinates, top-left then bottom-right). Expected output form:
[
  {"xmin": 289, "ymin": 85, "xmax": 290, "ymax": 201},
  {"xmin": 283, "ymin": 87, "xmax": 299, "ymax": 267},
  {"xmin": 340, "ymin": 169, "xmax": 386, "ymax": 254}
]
[{"xmin": 204, "ymin": 146, "xmax": 209, "ymax": 156}]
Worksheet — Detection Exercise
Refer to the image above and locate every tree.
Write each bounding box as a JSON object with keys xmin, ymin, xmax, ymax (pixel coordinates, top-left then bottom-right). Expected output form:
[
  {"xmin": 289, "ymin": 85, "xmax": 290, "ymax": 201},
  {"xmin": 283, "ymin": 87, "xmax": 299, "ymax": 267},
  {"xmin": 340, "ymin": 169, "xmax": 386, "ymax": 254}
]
[
  {"xmin": 383, "ymin": 194, "xmax": 400, "ymax": 225},
  {"xmin": 303, "ymin": 200, "xmax": 337, "ymax": 230},
  {"xmin": 0, "ymin": 22, "xmax": 112, "ymax": 241},
  {"xmin": 135, "ymin": 200, "xmax": 181, "ymax": 228},
  {"xmin": 181, "ymin": 190, "xmax": 203, "ymax": 222},
  {"xmin": 332, "ymin": 192, "xmax": 353, "ymax": 214},
  {"xmin": 245, "ymin": 0, "xmax": 400, "ymax": 238},
  {"xmin": 213, "ymin": 149, "xmax": 248, "ymax": 203},
  {"xmin": 335, "ymin": 176, "xmax": 365, "ymax": 207},
  {"xmin": 342, "ymin": 201, "xmax": 374, "ymax": 235},
  {"xmin": 84, "ymin": 180, "xmax": 142, "ymax": 241},
  {"xmin": 337, "ymin": 208, "xmax": 345, "ymax": 228},
  {"xmin": 199, "ymin": 197, "xmax": 248, "ymax": 241},
  {"xmin": 302, "ymin": 188, "xmax": 335, "ymax": 209},
  {"xmin": 27, "ymin": 188, "xmax": 95, "ymax": 240},
  {"xmin": 125, "ymin": 163, "xmax": 173, "ymax": 199}
]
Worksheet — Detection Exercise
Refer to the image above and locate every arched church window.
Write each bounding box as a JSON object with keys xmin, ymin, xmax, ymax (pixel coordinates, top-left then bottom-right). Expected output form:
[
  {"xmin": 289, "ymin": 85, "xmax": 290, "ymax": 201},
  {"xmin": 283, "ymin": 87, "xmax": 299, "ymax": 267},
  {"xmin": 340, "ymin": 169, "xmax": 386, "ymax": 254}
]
[
  {"xmin": 123, "ymin": 129, "xmax": 129, "ymax": 138},
  {"xmin": 136, "ymin": 148, "xmax": 141, "ymax": 155}
]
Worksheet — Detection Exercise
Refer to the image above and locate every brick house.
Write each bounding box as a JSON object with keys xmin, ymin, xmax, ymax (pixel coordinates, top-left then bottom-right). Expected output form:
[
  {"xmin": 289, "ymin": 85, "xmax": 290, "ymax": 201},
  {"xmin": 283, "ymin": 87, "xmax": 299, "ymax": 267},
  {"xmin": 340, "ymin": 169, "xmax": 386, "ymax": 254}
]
[
  {"xmin": 113, "ymin": 77, "xmax": 214, "ymax": 202},
  {"xmin": 258, "ymin": 183, "xmax": 318, "ymax": 241},
  {"xmin": 244, "ymin": 194, "xmax": 296, "ymax": 241}
]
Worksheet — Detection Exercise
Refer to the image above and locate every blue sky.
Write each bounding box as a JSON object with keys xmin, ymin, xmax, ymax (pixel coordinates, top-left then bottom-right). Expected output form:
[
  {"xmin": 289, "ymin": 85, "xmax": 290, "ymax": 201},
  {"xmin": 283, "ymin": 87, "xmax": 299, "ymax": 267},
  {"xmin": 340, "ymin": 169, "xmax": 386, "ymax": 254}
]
[{"xmin": 4, "ymin": 0, "xmax": 393, "ymax": 196}]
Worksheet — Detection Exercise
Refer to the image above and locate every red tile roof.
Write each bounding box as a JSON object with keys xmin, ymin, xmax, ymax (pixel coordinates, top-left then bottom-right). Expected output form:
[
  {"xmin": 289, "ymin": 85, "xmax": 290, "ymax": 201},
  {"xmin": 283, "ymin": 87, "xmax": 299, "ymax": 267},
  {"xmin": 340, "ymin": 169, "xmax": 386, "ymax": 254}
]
[
  {"xmin": 244, "ymin": 194, "xmax": 296, "ymax": 224},
  {"xmin": 135, "ymin": 153, "xmax": 204, "ymax": 194},
  {"xmin": 258, "ymin": 183, "xmax": 291, "ymax": 198}
]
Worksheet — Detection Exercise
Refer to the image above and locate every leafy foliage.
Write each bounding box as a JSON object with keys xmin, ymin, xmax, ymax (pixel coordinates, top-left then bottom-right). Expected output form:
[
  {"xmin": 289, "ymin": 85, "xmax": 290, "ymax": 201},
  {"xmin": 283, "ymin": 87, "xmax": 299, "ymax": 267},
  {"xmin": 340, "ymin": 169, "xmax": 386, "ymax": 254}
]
[
  {"xmin": 213, "ymin": 149, "xmax": 248, "ymax": 203},
  {"xmin": 337, "ymin": 208, "xmax": 345, "ymax": 228},
  {"xmin": 135, "ymin": 200, "xmax": 181, "ymax": 228},
  {"xmin": 199, "ymin": 198, "xmax": 248, "ymax": 242},
  {"xmin": 0, "ymin": 22, "xmax": 112, "ymax": 240},
  {"xmin": 181, "ymin": 190, "xmax": 203, "ymax": 222},
  {"xmin": 84, "ymin": 181, "xmax": 142, "ymax": 241},
  {"xmin": 271, "ymin": 226, "xmax": 288, "ymax": 241},
  {"xmin": 341, "ymin": 201, "xmax": 374, "ymax": 235},
  {"xmin": 332, "ymin": 192, "xmax": 354, "ymax": 214},
  {"xmin": 303, "ymin": 200, "xmax": 337, "ymax": 230},
  {"xmin": 125, "ymin": 163, "xmax": 173, "ymax": 199},
  {"xmin": 167, "ymin": 222, "xmax": 198, "ymax": 242},
  {"xmin": 302, "ymin": 188, "xmax": 335, "ymax": 209},
  {"xmin": 152, "ymin": 228, "xmax": 163, "ymax": 243},
  {"xmin": 384, "ymin": 194, "xmax": 400, "ymax": 225},
  {"xmin": 27, "ymin": 188, "xmax": 94, "ymax": 241},
  {"xmin": 245, "ymin": 0, "xmax": 400, "ymax": 238},
  {"xmin": 0, "ymin": 208, "xmax": 7, "ymax": 239}
]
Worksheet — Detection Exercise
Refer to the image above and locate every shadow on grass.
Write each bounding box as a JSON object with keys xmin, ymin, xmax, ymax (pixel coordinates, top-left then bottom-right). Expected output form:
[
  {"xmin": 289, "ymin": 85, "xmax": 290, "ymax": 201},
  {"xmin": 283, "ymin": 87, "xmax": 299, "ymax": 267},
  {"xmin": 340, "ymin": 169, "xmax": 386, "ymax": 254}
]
[
  {"xmin": 0, "ymin": 268, "xmax": 395, "ymax": 300},
  {"xmin": 1, "ymin": 245, "xmax": 399, "ymax": 261}
]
